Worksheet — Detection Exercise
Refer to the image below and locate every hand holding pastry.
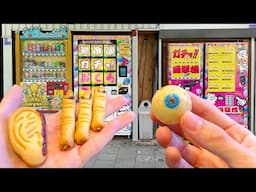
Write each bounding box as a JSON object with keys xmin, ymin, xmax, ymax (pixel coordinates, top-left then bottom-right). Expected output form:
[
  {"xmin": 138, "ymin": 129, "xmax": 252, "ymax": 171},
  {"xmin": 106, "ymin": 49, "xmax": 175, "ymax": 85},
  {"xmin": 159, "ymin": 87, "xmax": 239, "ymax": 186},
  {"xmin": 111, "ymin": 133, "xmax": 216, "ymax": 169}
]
[{"xmin": 0, "ymin": 85, "xmax": 135, "ymax": 168}]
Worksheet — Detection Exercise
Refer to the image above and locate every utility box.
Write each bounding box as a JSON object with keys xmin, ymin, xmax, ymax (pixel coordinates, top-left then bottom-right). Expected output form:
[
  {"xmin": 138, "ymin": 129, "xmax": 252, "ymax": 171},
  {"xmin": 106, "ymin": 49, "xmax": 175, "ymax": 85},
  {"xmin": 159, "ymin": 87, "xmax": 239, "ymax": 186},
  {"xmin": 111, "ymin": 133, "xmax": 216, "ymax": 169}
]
[{"xmin": 138, "ymin": 100, "xmax": 153, "ymax": 139}]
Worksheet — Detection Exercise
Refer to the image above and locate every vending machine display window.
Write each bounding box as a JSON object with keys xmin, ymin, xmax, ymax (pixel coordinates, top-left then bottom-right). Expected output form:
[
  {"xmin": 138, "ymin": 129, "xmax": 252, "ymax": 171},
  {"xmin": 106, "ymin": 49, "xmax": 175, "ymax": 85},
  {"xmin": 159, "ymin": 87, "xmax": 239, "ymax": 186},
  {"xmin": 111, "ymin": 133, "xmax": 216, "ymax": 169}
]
[
  {"xmin": 15, "ymin": 26, "xmax": 71, "ymax": 112},
  {"xmin": 73, "ymin": 34, "xmax": 132, "ymax": 136}
]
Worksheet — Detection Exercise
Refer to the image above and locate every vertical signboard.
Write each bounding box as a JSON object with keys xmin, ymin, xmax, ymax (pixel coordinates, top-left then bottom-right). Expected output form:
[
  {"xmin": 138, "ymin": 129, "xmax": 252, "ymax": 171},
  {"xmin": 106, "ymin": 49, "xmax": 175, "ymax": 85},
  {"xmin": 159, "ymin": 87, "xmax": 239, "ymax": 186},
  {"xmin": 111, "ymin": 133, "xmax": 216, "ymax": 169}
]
[{"xmin": 205, "ymin": 42, "xmax": 249, "ymax": 127}]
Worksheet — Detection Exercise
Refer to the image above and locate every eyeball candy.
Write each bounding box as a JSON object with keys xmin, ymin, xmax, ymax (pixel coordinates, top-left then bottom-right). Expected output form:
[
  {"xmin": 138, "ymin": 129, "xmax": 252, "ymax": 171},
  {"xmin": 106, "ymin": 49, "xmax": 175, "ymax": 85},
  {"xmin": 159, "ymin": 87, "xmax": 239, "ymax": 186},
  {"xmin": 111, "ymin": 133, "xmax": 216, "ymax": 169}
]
[{"xmin": 151, "ymin": 85, "xmax": 192, "ymax": 124}]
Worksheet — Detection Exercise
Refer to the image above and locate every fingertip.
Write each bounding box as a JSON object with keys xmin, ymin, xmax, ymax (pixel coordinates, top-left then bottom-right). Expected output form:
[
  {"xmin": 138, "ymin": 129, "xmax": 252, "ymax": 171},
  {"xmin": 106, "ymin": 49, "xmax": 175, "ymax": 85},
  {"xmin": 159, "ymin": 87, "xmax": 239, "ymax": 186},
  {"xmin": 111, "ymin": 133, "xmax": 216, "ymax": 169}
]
[
  {"xmin": 155, "ymin": 126, "xmax": 172, "ymax": 148},
  {"xmin": 165, "ymin": 146, "xmax": 182, "ymax": 168},
  {"xmin": 13, "ymin": 84, "xmax": 21, "ymax": 89},
  {"xmin": 126, "ymin": 111, "xmax": 136, "ymax": 121}
]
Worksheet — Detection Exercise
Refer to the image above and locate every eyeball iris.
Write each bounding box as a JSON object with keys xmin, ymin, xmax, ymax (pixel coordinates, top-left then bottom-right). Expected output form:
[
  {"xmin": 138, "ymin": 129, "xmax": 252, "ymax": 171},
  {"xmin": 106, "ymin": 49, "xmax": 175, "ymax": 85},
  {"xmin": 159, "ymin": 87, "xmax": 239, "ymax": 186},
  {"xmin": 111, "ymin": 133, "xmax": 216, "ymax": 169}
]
[{"xmin": 164, "ymin": 94, "xmax": 180, "ymax": 109}]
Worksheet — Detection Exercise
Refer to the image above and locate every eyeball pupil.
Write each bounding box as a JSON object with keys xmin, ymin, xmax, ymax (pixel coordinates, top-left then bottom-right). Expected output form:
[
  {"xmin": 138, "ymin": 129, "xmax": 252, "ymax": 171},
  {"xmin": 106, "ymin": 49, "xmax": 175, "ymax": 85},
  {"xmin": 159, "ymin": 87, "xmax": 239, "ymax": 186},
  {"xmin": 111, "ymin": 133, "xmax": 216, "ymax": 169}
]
[
  {"xmin": 169, "ymin": 97, "xmax": 175, "ymax": 104},
  {"xmin": 164, "ymin": 94, "xmax": 179, "ymax": 109}
]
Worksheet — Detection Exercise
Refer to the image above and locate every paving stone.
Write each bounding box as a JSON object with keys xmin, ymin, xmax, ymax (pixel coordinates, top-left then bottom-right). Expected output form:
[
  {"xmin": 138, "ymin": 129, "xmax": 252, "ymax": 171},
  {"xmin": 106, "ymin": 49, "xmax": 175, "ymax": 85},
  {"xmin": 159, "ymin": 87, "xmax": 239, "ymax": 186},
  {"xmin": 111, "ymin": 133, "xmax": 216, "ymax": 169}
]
[
  {"xmin": 85, "ymin": 137, "xmax": 167, "ymax": 168},
  {"xmin": 92, "ymin": 160, "xmax": 115, "ymax": 168},
  {"xmin": 97, "ymin": 153, "xmax": 117, "ymax": 161}
]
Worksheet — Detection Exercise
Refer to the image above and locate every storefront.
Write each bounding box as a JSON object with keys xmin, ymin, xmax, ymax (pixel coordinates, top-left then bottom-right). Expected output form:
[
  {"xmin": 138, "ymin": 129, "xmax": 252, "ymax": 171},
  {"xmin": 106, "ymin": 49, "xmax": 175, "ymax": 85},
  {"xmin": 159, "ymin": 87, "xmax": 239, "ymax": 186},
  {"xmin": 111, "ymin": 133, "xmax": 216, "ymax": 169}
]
[
  {"xmin": 1, "ymin": 24, "xmax": 161, "ymax": 141},
  {"xmin": 158, "ymin": 24, "xmax": 256, "ymax": 134},
  {"xmin": 3, "ymin": 23, "xmax": 256, "ymax": 139}
]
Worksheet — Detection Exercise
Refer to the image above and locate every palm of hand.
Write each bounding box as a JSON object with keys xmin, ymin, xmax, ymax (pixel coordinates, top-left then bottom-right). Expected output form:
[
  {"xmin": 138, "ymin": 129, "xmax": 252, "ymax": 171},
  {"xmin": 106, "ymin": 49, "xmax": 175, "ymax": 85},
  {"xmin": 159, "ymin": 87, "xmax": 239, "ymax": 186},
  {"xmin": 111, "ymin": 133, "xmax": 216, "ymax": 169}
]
[{"xmin": 0, "ymin": 93, "xmax": 135, "ymax": 168}]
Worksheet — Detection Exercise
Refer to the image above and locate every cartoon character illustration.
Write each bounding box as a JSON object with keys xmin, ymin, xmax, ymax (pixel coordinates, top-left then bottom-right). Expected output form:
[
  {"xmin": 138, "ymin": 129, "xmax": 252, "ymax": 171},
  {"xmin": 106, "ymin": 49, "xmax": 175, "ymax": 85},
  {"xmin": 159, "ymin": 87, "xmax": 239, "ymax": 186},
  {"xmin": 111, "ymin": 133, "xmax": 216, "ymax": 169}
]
[
  {"xmin": 237, "ymin": 48, "xmax": 248, "ymax": 86},
  {"xmin": 237, "ymin": 48, "xmax": 248, "ymax": 71},
  {"xmin": 235, "ymin": 96, "xmax": 247, "ymax": 107},
  {"xmin": 206, "ymin": 93, "xmax": 217, "ymax": 104}
]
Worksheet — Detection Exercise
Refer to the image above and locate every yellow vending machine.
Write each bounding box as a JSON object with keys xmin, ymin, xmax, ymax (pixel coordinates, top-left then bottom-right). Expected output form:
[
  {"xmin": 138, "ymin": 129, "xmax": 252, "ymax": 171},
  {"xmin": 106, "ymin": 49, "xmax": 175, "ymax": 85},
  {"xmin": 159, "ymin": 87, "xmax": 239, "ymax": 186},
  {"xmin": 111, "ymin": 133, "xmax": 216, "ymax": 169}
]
[{"xmin": 15, "ymin": 26, "xmax": 72, "ymax": 112}]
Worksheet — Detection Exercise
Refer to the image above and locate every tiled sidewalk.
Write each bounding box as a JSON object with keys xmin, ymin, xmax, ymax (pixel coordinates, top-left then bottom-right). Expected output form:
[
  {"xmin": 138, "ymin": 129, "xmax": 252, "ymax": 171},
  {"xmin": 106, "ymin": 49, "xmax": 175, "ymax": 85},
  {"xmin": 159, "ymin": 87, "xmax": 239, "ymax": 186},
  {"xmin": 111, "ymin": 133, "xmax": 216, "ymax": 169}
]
[{"xmin": 84, "ymin": 136, "xmax": 168, "ymax": 168}]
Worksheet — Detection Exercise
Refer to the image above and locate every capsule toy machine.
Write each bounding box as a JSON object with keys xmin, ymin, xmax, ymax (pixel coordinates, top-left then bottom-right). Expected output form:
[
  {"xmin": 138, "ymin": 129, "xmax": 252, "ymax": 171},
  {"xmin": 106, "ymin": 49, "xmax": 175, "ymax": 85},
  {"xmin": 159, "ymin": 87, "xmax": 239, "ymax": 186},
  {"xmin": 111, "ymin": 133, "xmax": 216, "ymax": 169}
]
[
  {"xmin": 73, "ymin": 34, "xmax": 132, "ymax": 136},
  {"xmin": 15, "ymin": 26, "xmax": 72, "ymax": 112}
]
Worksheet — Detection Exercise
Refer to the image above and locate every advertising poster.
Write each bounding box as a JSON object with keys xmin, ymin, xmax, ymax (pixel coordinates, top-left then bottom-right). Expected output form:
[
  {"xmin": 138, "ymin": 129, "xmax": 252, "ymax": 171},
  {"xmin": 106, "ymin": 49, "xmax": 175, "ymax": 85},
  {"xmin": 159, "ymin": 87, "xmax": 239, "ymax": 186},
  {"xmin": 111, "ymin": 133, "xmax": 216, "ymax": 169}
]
[
  {"xmin": 205, "ymin": 42, "xmax": 249, "ymax": 127},
  {"xmin": 168, "ymin": 43, "xmax": 204, "ymax": 97}
]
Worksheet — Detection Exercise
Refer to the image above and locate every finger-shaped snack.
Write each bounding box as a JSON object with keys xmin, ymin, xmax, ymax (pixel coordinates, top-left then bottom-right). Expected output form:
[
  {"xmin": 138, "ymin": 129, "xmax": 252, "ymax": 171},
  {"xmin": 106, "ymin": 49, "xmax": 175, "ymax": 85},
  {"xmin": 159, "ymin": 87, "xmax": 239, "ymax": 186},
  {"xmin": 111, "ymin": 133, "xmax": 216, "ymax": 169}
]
[
  {"xmin": 8, "ymin": 107, "xmax": 47, "ymax": 167},
  {"xmin": 74, "ymin": 91, "xmax": 92, "ymax": 145},
  {"xmin": 91, "ymin": 86, "xmax": 106, "ymax": 131},
  {"xmin": 59, "ymin": 90, "xmax": 76, "ymax": 151},
  {"xmin": 151, "ymin": 85, "xmax": 192, "ymax": 124}
]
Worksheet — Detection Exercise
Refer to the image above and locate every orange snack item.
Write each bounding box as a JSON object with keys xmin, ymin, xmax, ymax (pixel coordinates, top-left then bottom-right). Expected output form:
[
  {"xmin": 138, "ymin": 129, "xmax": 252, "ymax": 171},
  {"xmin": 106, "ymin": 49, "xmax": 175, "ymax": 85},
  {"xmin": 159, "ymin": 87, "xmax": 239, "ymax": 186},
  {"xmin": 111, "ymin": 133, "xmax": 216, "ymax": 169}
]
[
  {"xmin": 91, "ymin": 86, "xmax": 106, "ymax": 131},
  {"xmin": 59, "ymin": 90, "xmax": 76, "ymax": 151},
  {"xmin": 74, "ymin": 91, "xmax": 92, "ymax": 145}
]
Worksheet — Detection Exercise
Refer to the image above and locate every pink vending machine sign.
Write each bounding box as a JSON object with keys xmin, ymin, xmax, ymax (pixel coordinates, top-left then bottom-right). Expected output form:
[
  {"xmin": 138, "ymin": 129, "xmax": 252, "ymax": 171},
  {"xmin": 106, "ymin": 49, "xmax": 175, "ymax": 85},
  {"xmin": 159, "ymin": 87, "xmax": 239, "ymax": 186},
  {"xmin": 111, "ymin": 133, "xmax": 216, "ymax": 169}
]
[
  {"xmin": 205, "ymin": 42, "xmax": 249, "ymax": 127},
  {"xmin": 168, "ymin": 43, "xmax": 204, "ymax": 97}
]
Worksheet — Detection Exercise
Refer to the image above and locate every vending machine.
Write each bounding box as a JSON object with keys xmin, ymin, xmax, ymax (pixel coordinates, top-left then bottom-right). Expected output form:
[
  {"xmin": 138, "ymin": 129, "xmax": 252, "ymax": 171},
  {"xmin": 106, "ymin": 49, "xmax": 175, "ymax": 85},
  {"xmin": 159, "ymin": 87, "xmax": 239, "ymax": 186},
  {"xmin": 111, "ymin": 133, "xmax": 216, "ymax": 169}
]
[
  {"xmin": 165, "ymin": 40, "xmax": 249, "ymax": 128},
  {"xmin": 15, "ymin": 26, "xmax": 72, "ymax": 112},
  {"xmin": 72, "ymin": 34, "xmax": 132, "ymax": 136}
]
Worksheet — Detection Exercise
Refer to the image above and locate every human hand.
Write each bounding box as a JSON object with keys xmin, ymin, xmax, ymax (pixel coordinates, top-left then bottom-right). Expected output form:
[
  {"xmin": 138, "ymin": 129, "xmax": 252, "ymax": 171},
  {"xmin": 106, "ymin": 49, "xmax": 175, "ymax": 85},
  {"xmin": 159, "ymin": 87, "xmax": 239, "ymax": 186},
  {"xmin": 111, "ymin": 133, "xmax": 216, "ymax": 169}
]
[
  {"xmin": 151, "ymin": 91, "xmax": 256, "ymax": 168},
  {"xmin": 0, "ymin": 85, "xmax": 136, "ymax": 168}
]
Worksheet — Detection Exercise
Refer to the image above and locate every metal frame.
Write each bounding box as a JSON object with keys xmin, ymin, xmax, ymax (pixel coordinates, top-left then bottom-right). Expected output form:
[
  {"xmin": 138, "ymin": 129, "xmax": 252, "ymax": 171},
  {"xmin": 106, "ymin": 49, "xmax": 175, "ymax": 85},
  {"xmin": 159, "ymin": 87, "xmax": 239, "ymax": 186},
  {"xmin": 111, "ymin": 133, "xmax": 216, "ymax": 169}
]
[
  {"xmin": 158, "ymin": 39, "xmax": 162, "ymax": 89},
  {"xmin": 252, "ymin": 38, "xmax": 256, "ymax": 134},
  {"xmin": 132, "ymin": 31, "xmax": 139, "ymax": 141},
  {"xmin": 159, "ymin": 29, "xmax": 256, "ymax": 39},
  {"xmin": 0, "ymin": 24, "xmax": 3, "ymax": 100}
]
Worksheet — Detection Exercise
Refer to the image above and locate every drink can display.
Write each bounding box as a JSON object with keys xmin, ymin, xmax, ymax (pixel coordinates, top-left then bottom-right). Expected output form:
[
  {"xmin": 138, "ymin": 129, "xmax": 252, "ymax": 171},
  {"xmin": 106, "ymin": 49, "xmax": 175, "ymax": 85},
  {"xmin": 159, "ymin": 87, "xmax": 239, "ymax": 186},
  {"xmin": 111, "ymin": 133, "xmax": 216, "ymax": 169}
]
[
  {"xmin": 32, "ymin": 43, "xmax": 36, "ymax": 52},
  {"xmin": 44, "ymin": 43, "xmax": 48, "ymax": 51},
  {"xmin": 52, "ymin": 43, "xmax": 56, "ymax": 52},
  {"xmin": 60, "ymin": 42, "xmax": 64, "ymax": 52},
  {"xmin": 36, "ymin": 43, "xmax": 40, "ymax": 52}
]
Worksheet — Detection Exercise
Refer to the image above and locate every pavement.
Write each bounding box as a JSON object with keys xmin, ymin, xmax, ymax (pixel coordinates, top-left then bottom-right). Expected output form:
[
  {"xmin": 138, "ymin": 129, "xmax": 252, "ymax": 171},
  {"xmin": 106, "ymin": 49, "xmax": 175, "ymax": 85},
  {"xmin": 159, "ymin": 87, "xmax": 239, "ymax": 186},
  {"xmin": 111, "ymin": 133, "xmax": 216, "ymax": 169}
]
[{"xmin": 84, "ymin": 136, "xmax": 168, "ymax": 168}]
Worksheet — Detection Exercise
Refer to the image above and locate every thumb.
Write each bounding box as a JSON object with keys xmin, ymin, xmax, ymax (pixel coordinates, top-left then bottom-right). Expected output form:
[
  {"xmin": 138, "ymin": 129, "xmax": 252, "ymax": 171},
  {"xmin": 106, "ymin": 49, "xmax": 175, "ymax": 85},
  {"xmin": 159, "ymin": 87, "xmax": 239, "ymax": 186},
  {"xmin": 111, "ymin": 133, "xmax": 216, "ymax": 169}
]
[
  {"xmin": 180, "ymin": 111, "xmax": 256, "ymax": 167},
  {"xmin": 0, "ymin": 85, "xmax": 23, "ymax": 119}
]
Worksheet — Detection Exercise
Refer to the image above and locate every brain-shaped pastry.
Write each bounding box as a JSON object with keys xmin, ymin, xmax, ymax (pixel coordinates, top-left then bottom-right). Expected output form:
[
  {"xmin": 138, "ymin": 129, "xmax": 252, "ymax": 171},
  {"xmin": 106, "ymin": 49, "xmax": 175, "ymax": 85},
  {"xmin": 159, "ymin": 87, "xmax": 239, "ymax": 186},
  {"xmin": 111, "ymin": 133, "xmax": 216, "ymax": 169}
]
[
  {"xmin": 151, "ymin": 85, "xmax": 192, "ymax": 124},
  {"xmin": 8, "ymin": 107, "xmax": 47, "ymax": 167}
]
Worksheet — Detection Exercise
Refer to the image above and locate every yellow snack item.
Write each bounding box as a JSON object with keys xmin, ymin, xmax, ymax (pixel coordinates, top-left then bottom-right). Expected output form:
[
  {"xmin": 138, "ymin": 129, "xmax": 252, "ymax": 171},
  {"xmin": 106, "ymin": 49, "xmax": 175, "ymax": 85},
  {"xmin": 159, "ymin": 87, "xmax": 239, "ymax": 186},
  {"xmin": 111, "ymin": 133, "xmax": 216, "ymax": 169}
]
[
  {"xmin": 151, "ymin": 85, "xmax": 192, "ymax": 124},
  {"xmin": 74, "ymin": 91, "xmax": 92, "ymax": 145},
  {"xmin": 8, "ymin": 107, "xmax": 47, "ymax": 167},
  {"xmin": 91, "ymin": 86, "xmax": 106, "ymax": 131},
  {"xmin": 59, "ymin": 90, "xmax": 76, "ymax": 151}
]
